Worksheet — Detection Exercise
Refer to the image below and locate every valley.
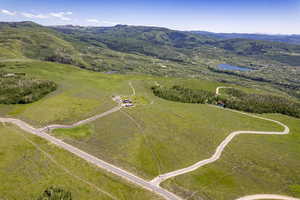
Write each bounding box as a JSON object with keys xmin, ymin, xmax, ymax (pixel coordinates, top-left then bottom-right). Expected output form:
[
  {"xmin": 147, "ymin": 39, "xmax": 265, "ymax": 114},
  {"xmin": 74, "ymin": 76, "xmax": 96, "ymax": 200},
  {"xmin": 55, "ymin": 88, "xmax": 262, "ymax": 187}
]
[{"xmin": 0, "ymin": 21, "xmax": 299, "ymax": 200}]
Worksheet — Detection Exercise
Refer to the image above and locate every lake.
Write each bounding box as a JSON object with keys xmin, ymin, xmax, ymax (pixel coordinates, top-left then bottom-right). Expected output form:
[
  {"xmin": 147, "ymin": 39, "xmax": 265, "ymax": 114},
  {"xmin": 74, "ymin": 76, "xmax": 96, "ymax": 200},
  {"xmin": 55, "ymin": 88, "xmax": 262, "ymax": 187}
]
[{"xmin": 218, "ymin": 64, "xmax": 253, "ymax": 71}]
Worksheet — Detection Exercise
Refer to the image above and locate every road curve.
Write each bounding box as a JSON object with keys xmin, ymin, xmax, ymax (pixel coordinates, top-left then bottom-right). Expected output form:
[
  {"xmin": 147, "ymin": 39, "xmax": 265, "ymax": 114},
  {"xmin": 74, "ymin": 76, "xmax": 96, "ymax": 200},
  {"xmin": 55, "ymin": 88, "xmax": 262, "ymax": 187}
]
[
  {"xmin": 235, "ymin": 194, "xmax": 300, "ymax": 200},
  {"xmin": 216, "ymin": 86, "xmax": 232, "ymax": 95},
  {"xmin": 0, "ymin": 81, "xmax": 181, "ymax": 200},
  {"xmin": 39, "ymin": 105, "xmax": 122, "ymax": 132},
  {"xmin": 150, "ymin": 111, "xmax": 289, "ymax": 185},
  {"xmin": 150, "ymin": 86, "xmax": 298, "ymax": 200},
  {"xmin": 150, "ymin": 86, "xmax": 289, "ymax": 186},
  {"xmin": 0, "ymin": 116, "xmax": 182, "ymax": 200},
  {"xmin": 40, "ymin": 81, "xmax": 136, "ymax": 132}
]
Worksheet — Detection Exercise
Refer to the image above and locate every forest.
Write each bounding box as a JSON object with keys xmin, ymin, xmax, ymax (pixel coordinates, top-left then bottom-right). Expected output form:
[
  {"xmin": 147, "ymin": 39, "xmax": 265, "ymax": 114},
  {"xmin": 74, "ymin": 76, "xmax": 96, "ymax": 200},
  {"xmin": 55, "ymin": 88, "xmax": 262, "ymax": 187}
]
[
  {"xmin": 0, "ymin": 72, "xmax": 57, "ymax": 104},
  {"xmin": 151, "ymin": 85, "xmax": 219, "ymax": 104},
  {"xmin": 223, "ymin": 88, "xmax": 300, "ymax": 118}
]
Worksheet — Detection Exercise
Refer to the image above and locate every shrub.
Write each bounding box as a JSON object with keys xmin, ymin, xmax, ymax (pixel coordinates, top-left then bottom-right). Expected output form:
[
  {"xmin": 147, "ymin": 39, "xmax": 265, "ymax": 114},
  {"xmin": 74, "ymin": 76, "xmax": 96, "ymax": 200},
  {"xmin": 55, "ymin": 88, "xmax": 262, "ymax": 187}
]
[{"xmin": 37, "ymin": 186, "xmax": 72, "ymax": 200}]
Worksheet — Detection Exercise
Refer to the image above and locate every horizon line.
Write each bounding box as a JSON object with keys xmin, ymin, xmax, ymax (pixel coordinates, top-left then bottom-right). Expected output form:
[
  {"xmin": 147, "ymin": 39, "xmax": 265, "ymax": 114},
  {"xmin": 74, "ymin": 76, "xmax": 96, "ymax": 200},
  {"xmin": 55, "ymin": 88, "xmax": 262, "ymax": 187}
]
[{"xmin": 2, "ymin": 20, "xmax": 300, "ymax": 36}]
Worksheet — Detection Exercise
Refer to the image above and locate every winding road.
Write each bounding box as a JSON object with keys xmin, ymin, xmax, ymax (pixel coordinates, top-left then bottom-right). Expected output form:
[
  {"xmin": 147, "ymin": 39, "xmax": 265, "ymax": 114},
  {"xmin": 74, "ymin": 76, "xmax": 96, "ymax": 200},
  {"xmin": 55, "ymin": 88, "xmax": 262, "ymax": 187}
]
[
  {"xmin": 0, "ymin": 84, "xmax": 299, "ymax": 200},
  {"xmin": 150, "ymin": 109, "xmax": 290, "ymax": 185},
  {"xmin": 150, "ymin": 86, "xmax": 299, "ymax": 200},
  {"xmin": 216, "ymin": 86, "xmax": 232, "ymax": 95}
]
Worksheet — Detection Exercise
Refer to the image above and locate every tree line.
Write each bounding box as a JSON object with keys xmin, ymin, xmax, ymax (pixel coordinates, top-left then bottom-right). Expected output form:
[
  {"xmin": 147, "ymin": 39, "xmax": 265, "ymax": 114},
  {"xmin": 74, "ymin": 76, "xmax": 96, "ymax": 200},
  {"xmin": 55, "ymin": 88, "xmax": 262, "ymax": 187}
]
[
  {"xmin": 223, "ymin": 88, "xmax": 300, "ymax": 118},
  {"xmin": 0, "ymin": 72, "xmax": 57, "ymax": 104},
  {"xmin": 151, "ymin": 85, "xmax": 219, "ymax": 104},
  {"xmin": 152, "ymin": 85, "xmax": 300, "ymax": 118}
]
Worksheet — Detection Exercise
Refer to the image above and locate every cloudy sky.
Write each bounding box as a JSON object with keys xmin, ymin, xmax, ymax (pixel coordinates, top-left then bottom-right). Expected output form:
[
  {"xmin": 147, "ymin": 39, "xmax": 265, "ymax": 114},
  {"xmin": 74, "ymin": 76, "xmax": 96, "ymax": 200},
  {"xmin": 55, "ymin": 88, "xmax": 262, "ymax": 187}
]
[{"xmin": 0, "ymin": 0, "xmax": 299, "ymax": 34}]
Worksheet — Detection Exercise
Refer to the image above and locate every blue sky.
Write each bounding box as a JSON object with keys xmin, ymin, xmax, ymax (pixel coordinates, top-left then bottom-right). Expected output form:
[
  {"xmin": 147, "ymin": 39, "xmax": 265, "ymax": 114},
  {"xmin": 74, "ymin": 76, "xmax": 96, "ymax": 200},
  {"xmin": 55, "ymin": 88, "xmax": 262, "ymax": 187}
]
[{"xmin": 0, "ymin": 0, "xmax": 299, "ymax": 34}]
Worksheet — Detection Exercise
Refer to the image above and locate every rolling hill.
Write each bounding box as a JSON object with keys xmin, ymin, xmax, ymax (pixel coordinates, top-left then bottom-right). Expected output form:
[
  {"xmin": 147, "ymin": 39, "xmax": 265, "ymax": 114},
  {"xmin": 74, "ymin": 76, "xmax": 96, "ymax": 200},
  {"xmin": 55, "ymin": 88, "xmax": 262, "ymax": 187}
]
[
  {"xmin": 0, "ymin": 21, "xmax": 300, "ymax": 99},
  {"xmin": 192, "ymin": 31, "xmax": 300, "ymax": 45},
  {"xmin": 0, "ymin": 21, "xmax": 300, "ymax": 200}
]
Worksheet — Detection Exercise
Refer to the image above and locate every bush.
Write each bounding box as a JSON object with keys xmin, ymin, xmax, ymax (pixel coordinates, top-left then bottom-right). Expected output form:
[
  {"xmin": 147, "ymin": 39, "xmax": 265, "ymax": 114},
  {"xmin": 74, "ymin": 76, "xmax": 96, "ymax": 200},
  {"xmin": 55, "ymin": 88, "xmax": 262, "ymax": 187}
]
[{"xmin": 37, "ymin": 186, "xmax": 72, "ymax": 200}]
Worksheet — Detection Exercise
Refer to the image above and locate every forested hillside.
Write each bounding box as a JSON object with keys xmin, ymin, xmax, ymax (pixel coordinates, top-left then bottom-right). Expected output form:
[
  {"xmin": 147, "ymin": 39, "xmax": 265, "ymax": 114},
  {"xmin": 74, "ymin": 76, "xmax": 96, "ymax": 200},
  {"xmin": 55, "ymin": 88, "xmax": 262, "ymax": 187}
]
[
  {"xmin": 0, "ymin": 21, "xmax": 299, "ymax": 100},
  {"xmin": 192, "ymin": 31, "xmax": 300, "ymax": 45}
]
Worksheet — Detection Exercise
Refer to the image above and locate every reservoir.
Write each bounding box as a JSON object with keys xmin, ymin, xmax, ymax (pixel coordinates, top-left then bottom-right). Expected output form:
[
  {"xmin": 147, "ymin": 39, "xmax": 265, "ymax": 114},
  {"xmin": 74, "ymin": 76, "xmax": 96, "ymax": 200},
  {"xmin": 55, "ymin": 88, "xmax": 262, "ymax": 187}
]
[{"xmin": 218, "ymin": 64, "xmax": 253, "ymax": 71}]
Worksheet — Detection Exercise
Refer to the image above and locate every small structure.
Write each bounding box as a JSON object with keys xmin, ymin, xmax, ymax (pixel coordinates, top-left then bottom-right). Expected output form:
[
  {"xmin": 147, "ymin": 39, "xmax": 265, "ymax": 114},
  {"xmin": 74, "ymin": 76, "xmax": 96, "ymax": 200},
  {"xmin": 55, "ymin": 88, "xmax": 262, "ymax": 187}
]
[
  {"xmin": 217, "ymin": 101, "xmax": 225, "ymax": 108},
  {"xmin": 123, "ymin": 99, "xmax": 132, "ymax": 104},
  {"xmin": 124, "ymin": 103, "xmax": 134, "ymax": 107}
]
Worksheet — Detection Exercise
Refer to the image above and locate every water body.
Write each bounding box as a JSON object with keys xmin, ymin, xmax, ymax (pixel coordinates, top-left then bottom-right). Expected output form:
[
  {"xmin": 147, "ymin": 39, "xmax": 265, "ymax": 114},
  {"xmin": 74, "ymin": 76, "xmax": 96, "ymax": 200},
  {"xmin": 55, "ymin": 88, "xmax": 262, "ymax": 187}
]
[{"xmin": 218, "ymin": 64, "xmax": 253, "ymax": 71}]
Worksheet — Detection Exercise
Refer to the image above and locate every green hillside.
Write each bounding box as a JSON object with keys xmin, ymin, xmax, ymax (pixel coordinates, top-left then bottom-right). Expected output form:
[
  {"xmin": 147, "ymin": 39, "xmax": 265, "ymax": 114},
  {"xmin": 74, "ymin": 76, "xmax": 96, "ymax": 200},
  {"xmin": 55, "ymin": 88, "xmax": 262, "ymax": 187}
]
[
  {"xmin": 0, "ymin": 22, "xmax": 85, "ymax": 66},
  {"xmin": 163, "ymin": 114, "xmax": 300, "ymax": 200},
  {"xmin": 209, "ymin": 38, "xmax": 300, "ymax": 66},
  {"xmin": 52, "ymin": 24, "xmax": 214, "ymax": 62},
  {"xmin": 0, "ymin": 124, "xmax": 161, "ymax": 200},
  {"xmin": 0, "ymin": 21, "xmax": 300, "ymax": 100},
  {"xmin": 0, "ymin": 57, "xmax": 299, "ymax": 200}
]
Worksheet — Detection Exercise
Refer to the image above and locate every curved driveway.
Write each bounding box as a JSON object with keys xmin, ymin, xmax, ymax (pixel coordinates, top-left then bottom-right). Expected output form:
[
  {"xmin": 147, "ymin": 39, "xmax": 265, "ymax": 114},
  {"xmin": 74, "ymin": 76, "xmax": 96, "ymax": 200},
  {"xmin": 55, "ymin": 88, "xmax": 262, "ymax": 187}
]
[
  {"xmin": 216, "ymin": 86, "xmax": 232, "ymax": 95},
  {"xmin": 39, "ymin": 105, "xmax": 122, "ymax": 132},
  {"xmin": 150, "ymin": 86, "xmax": 299, "ymax": 200},
  {"xmin": 150, "ymin": 111, "xmax": 289, "ymax": 185}
]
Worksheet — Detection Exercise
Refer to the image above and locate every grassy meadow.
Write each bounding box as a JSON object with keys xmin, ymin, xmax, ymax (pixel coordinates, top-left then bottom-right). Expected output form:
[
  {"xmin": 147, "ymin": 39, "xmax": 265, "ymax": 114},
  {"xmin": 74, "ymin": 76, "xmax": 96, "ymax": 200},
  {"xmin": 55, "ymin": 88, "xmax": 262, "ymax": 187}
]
[
  {"xmin": 162, "ymin": 114, "xmax": 300, "ymax": 200},
  {"xmin": 0, "ymin": 60, "xmax": 133, "ymax": 126},
  {"xmin": 50, "ymin": 78, "xmax": 282, "ymax": 179},
  {"xmin": 0, "ymin": 124, "xmax": 161, "ymax": 200},
  {"xmin": 0, "ymin": 60, "xmax": 298, "ymax": 200}
]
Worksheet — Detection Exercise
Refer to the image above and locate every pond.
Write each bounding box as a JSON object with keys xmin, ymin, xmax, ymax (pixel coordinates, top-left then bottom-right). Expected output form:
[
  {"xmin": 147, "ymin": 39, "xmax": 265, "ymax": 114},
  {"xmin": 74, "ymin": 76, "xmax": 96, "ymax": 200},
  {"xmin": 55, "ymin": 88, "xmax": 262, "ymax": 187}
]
[{"xmin": 218, "ymin": 64, "xmax": 253, "ymax": 71}]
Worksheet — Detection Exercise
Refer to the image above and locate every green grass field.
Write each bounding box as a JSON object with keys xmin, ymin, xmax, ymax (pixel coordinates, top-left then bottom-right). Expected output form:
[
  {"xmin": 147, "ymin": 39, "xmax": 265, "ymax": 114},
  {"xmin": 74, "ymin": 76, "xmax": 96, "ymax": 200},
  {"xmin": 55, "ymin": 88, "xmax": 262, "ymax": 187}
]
[
  {"xmin": 50, "ymin": 78, "xmax": 282, "ymax": 179},
  {"xmin": 0, "ymin": 60, "xmax": 298, "ymax": 200},
  {"xmin": 0, "ymin": 61, "xmax": 133, "ymax": 126},
  {"xmin": 0, "ymin": 124, "xmax": 161, "ymax": 200},
  {"xmin": 162, "ymin": 114, "xmax": 300, "ymax": 200}
]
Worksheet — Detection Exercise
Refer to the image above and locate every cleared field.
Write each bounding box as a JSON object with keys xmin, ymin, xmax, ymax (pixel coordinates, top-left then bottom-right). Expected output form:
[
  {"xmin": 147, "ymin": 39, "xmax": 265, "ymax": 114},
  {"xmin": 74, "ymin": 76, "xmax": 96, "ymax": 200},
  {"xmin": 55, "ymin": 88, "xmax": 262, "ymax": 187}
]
[
  {"xmin": 162, "ymin": 114, "xmax": 300, "ymax": 200},
  {"xmin": 53, "ymin": 79, "xmax": 282, "ymax": 179},
  {"xmin": 0, "ymin": 124, "xmax": 161, "ymax": 200},
  {"xmin": 0, "ymin": 61, "xmax": 132, "ymax": 127}
]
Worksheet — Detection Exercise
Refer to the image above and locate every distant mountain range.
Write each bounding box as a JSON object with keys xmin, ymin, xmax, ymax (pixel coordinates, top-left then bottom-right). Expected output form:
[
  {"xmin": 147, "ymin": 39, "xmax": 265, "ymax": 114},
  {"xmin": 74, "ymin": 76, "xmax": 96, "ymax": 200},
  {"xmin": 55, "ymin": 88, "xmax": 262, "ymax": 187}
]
[
  {"xmin": 1, "ymin": 21, "xmax": 300, "ymax": 67},
  {"xmin": 0, "ymin": 21, "xmax": 299, "ymax": 98},
  {"xmin": 191, "ymin": 31, "xmax": 300, "ymax": 45}
]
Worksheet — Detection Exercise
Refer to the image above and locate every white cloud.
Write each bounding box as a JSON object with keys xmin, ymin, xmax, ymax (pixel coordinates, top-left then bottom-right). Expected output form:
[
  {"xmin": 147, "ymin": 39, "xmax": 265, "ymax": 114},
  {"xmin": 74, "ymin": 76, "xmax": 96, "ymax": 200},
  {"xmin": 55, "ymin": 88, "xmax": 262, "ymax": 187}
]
[
  {"xmin": 102, "ymin": 21, "xmax": 119, "ymax": 25},
  {"xmin": 0, "ymin": 9, "xmax": 16, "ymax": 16},
  {"xmin": 21, "ymin": 12, "xmax": 49, "ymax": 19},
  {"xmin": 17, "ymin": 10, "xmax": 73, "ymax": 21},
  {"xmin": 87, "ymin": 19, "xmax": 100, "ymax": 23},
  {"xmin": 50, "ymin": 12, "xmax": 72, "ymax": 21},
  {"xmin": 86, "ymin": 19, "xmax": 119, "ymax": 26}
]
